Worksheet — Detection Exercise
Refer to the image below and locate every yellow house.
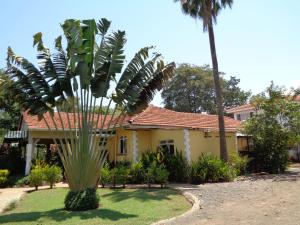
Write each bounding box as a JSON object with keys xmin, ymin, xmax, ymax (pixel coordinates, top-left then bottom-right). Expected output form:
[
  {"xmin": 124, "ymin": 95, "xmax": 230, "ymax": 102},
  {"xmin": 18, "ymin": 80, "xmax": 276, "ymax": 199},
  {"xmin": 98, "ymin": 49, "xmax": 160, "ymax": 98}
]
[{"xmin": 19, "ymin": 105, "xmax": 241, "ymax": 175}]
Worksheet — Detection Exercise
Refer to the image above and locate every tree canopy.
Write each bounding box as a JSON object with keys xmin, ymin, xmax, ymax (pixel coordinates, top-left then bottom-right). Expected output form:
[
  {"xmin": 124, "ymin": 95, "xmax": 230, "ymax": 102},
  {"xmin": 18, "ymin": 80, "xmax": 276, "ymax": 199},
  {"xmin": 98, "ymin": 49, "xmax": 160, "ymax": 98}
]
[
  {"xmin": 244, "ymin": 83, "xmax": 300, "ymax": 173},
  {"xmin": 161, "ymin": 64, "xmax": 251, "ymax": 114},
  {"xmin": 0, "ymin": 70, "xmax": 21, "ymax": 130}
]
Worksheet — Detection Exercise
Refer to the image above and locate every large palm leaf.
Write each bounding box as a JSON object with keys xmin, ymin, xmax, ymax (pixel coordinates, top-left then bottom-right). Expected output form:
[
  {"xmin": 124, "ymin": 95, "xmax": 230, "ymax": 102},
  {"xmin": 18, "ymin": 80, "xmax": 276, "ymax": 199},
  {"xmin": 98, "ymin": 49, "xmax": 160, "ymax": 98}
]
[{"xmin": 6, "ymin": 19, "xmax": 175, "ymax": 192}]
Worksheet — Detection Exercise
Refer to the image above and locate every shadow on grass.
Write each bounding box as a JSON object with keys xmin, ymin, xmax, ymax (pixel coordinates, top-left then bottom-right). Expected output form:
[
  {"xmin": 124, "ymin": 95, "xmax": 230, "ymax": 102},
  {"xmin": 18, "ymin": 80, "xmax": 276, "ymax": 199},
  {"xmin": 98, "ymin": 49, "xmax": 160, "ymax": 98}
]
[
  {"xmin": 0, "ymin": 208, "xmax": 137, "ymax": 224},
  {"xmin": 101, "ymin": 188, "xmax": 176, "ymax": 202}
]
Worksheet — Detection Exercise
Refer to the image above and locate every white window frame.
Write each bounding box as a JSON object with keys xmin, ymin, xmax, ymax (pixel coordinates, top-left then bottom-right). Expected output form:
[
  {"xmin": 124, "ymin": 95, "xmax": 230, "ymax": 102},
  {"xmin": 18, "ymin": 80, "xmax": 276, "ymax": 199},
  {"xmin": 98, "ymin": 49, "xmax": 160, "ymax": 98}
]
[
  {"xmin": 159, "ymin": 139, "xmax": 175, "ymax": 154},
  {"xmin": 119, "ymin": 136, "xmax": 127, "ymax": 154}
]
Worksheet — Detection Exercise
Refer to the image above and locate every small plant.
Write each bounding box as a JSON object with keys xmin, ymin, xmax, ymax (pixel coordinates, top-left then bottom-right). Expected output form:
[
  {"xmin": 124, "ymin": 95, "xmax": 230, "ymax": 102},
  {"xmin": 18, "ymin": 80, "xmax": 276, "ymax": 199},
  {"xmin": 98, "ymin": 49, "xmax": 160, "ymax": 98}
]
[
  {"xmin": 15, "ymin": 176, "xmax": 30, "ymax": 187},
  {"xmin": 64, "ymin": 188, "xmax": 99, "ymax": 211},
  {"xmin": 117, "ymin": 166, "xmax": 130, "ymax": 188},
  {"xmin": 190, "ymin": 153, "xmax": 237, "ymax": 184},
  {"xmin": 155, "ymin": 165, "xmax": 169, "ymax": 188},
  {"xmin": 129, "ymin": 161, "xmax": 145, "ymax": 184},
  {"xmin": 100, "ymin": 165, "xmax": 110, "ymax": 188},
  {"xmin": 0, "ymin": 169, "xmax": 10, "ymax": 188},
  {"xmin": 145, "ymin": 162, "xmax": 157, "ymax": 188},
  {"xmin": 110, "ymin": 168, "xmax": 118, "ymax": 188},
  {"xmin": 43, "ymin": 165, "xmax": 62, "ymax": 189},
  {"xmin": 28, "ymin": 168, "xmax": 44, "ymax": 190},
  {"xmin": 229, "ymin": 153, "xmax": 249, "ymax": 175}
]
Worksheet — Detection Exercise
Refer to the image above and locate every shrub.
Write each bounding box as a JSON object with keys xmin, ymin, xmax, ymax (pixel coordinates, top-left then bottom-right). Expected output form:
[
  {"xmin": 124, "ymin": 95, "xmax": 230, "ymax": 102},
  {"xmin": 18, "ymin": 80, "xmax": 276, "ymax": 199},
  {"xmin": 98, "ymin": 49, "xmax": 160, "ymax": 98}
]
[
  {"xmin": 155, "ymin": 165, "xmax": 169, "ymax": 188},
  {"xmin": 0, "ymin": 146, "xmax": 25, "ymax": 175},
  {"xmin": 0, "ymin": 169, "xmax": 9, "ymax": 188},
  {"xmin": 43, "ymin": 165, "xmax": 62, "ymax": 188},
  {"xmin": 64, "ymin": 188, "xmax": 99, "ymax": 211},
  {"xmin": 129, "ymin": 161, "xmax": 145, "ymax": 184},
  {"xmin": 190, "ymin": 153, "xmax": 237, "ymax": 184},
  {"xmin": 229, "ymin": 153, "xmax": 249, "ymax": 175},
  {"xmin": 116, "ymin": 166, "xmax": 130, "ymax": 188},
  {"xmin": 163, "ymin": 150, "xmax": 190, "ymax": 182},
  {"xmin": 220, "ymin": 164, "xmax": 237, "ymax": 182},
  {"xmin": 110, "ymin": 167, "xmax": 118, "ymax": 188},
  {"xmin": 145, "ymin": 162, "xmax": 156, "ymax": 188},
  {"xmin": 28, "ymin": 168, "xmax": 44, "ymax": 190},
  {"xmin": 100, "ymin": 165, "xmax": 110, "ymax": 188},
  {"xmin": 15, "ymin": 176, "xmax": 30, "ymax": 187}
]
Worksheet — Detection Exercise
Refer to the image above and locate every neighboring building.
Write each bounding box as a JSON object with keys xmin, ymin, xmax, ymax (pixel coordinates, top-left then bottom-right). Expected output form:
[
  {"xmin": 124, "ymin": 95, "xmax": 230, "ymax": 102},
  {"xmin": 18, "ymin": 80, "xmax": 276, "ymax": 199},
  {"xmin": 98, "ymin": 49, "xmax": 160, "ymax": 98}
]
[
  {"xmin": 226, "ymin": 96, "xmax": 300, "ymax": 158},
  {"xmin": 16, "ymin": 105, "xmax": 241, "ymax": 175},
  {"xmin": 227, "ymin": 96, "xmax": 300, "ymax": 122}
]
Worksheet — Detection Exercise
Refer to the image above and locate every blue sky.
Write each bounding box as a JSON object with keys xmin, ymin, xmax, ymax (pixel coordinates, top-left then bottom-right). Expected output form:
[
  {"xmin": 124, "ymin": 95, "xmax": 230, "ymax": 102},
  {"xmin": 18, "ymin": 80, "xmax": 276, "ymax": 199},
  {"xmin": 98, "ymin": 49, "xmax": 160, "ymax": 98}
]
[{"xmin": 1, "ymin": 0, "xmax": 299, "ymax": 106}]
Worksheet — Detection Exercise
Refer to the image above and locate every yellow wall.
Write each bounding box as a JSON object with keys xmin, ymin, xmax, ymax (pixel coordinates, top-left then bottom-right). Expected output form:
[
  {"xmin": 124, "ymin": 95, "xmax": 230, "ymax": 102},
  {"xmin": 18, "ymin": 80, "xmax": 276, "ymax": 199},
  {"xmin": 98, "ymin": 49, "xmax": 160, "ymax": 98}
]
[
  {"xmin": 189, "ymin": 130, "xmax": 237, "ymax": 161},
  {"xmin": 29, "ymin": 128, "xmax": 238, "ymax": 163},
  {"xmin": 150, "ymin": 129, "xmax": 185, "ymax": 154}
]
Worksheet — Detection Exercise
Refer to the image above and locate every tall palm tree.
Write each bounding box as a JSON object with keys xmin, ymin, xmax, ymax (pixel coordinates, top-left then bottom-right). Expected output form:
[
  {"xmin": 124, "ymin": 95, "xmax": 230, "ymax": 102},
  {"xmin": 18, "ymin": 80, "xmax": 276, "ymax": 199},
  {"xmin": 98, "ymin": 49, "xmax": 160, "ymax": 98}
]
[
  {"xmin": 175, "ymin": 0, "xmax": 233, "ymax": 161},
  {"xmin": 6, "ymin": 18, "xmax": 175, "ymax": 210}
]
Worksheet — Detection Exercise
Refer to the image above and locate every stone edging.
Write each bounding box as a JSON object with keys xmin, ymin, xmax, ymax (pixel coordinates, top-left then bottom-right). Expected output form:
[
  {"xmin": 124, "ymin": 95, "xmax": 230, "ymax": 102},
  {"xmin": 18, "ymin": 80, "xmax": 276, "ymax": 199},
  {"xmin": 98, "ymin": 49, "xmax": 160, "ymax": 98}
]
[{"xmin": 151, "ymin": 190, "xmax": 200, "ymax": 225}]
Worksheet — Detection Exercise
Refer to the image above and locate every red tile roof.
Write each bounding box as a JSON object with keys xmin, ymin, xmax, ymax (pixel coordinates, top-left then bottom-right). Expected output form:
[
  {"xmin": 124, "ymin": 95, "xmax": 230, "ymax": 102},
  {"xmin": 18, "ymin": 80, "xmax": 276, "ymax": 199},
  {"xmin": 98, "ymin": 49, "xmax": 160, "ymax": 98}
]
[
  {"xmin": 126, "ymin": 106, "xmax": 240, "ymax": 131},
  {"xmin": 226, "ymin": 96, "xmax": 300, "ymax": 113},
  {"xmin": 226, "ymin": 104, "xmax": 255, "ymax": 114},
  {"xmin": 22, "ymin": 112, "xmax": 111, "ymax": 130},
  {"xmin": 22, "ymin": 106, "xmax": 241, "ymax": 131}
]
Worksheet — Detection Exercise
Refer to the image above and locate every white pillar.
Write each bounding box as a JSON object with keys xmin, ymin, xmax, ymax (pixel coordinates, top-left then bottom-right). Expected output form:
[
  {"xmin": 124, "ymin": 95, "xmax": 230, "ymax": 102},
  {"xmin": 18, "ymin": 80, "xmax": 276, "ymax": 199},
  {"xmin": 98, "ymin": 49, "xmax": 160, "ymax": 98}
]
[
  {"xmin": 25, "ymin": 137, "xmax": 33, "ymax": 175},
  {"xmin": 132, "ymin": 131, "xmax": 138, "ymax": 163},
  {"xmin": 183, "ymin": 129, "xmax": 191, "ymax": 163}
]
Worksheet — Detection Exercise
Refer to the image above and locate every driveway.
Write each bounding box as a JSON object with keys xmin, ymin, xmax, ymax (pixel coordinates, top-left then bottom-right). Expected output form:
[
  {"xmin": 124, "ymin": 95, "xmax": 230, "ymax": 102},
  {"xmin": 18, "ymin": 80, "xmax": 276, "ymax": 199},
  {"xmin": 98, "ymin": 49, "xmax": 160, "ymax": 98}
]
[{"xmin": 168, "ymin": 165, "xmax": 300, "ymax": 225}]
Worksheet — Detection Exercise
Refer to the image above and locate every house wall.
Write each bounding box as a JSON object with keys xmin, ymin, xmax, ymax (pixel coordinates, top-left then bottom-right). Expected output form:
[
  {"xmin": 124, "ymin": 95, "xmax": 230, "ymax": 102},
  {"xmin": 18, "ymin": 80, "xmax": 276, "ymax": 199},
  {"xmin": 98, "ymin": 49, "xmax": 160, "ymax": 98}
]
[
  {"xmin": 109, "ymin": 128, "xmax": 238, "ymax": 163},
  {"xmin": 150, "ymin": 129, "xmax": 185, "ymax": 153},
  {"xmin": 189, "ymin": 131, "xmax": 237, "ymax": 161}
]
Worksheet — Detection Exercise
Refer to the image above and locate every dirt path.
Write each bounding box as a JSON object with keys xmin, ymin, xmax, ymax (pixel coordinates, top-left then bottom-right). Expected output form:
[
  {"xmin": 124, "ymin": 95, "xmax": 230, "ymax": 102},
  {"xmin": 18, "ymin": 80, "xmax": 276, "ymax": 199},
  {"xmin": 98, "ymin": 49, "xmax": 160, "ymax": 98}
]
[{"xmin": 169, "ymin": 166, "xmax": 300, "ymax": 225}]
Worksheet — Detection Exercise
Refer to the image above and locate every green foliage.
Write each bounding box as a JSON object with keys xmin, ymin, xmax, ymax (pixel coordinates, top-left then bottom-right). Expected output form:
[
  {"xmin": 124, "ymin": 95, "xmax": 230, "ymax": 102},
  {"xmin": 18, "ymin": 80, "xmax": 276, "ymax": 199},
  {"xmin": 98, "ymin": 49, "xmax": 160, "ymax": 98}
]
[
  {"xmin": 116, "ymin": 166, "xmax": 130, "ymax": 188},
  {"xmin": 154, "ymin": 165, "xmax": 169, "ymax": 188},
  {"xmin": 190, "ymin": 153, "xmax": 236, "ymax": 184},
  {"xmin": 145, "ymin": 162, "xmax": 157, "ymax": 188},
  {"xmin": 6, "ymin": 18, "xmax": 175, "ymax": 196},
  {"xmin": 129, "ymin": 161, "xmax": 145, "ymax": 184},
  {"xmin": 43, "ymin": 165, "xmax": 62, "ymax": 189},
  {"xmin": 244, "ymin": 84, "xmax": 300, "ymax": 173},
  {"xmin": 99, "ymin": 164, "xmax": 110, "ymax": 188},
  {"xmin": 64, "ymin": 188, "xmax": 99, "ymax": 211},
  {"xmin": 141, "ymin": 149, "xmax": 190, "ymax": 182},
  {"xmin": 28, "ymin": 168, "xmax": 44, "ymax": 190},
  {"xmin": 229, "ymin": 153, "xmax": 249, "ymax": 175},
  {"xmin": 0, "ymin": 169, "xmax": 9, "ymax": 187},
  {"xmin": 0, "ymin": 70, "xmax": 21, "ymax": 131},
  {"xmin": 15, "ymin": 176, "xmax": 30, "ymax": 187},
  {"xmin": 0, "ymin": 146, "xmax": 25, "ymax": 175},
  {"xmin": 162, "ymin": 64, "xmax": 251, "ymax": 114},
  {"xmin": 163, "ymin": 150, "xmax": 190, "ymax": 182}
]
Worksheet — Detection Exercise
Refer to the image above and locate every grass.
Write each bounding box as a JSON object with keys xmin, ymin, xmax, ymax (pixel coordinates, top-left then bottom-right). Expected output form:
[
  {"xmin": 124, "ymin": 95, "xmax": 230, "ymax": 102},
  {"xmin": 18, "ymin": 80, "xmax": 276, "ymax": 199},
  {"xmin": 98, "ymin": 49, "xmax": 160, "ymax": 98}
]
[{"xmin": 0, "ymin": 188, "xmax": 190, "ymax": 225}]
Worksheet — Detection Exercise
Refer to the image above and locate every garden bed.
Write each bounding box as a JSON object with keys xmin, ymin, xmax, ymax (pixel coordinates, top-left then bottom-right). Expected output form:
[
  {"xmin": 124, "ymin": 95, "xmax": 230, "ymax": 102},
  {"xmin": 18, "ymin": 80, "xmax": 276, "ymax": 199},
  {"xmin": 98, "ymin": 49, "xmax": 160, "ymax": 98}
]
[{"xmin": 0, "ymin": 188, "xmax": 190, "ymax": 225}]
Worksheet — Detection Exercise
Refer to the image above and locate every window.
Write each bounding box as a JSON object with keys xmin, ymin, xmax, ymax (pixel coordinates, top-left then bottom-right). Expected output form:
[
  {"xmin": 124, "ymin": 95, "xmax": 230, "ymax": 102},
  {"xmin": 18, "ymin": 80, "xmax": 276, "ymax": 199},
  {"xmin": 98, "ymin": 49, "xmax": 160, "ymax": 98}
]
[
  {"xmin": 119, "ymin": 136, "xmax": 127, "ymax": 154},
  {"xmin": 236, "ymin": 114, "xmax": 241, "ymax": 121},
  {"xmin": 160, "ymin": 140, "xmax": 175, "ymax": 155},
  {"xmin": 99, "ymin": 137, "xmax": 107, "ymax": 146}
]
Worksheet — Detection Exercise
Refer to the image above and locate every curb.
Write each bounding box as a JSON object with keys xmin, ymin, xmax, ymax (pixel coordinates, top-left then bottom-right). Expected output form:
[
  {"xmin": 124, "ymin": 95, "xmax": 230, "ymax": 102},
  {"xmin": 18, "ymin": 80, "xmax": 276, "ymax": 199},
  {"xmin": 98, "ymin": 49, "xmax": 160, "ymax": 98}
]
[{"xmin": 152, "ymin": 190, "xmax": 200, "ymax": 225}]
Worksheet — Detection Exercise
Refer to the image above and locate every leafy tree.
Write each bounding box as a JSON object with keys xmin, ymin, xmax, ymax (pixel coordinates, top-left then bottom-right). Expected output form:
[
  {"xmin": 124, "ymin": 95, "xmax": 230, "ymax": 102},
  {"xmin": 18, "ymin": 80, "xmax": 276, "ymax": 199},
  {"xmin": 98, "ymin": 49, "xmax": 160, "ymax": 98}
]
[
  {"xmin": 175, "ymin": 0, "xmax": 233, "ymax": 161},
  {"xmin": 162, "ymin": 64, "xmax": 250, "ymax": 114},
  {"xmin": 0, "ymin": 70, "xmax": 21, "ymax": 130},
  {"xmin": 0, "ymin": 70, "xmax": 21, "ymax": 142},
  {"xmin": 6, "ymin": 18, "xmax": 175, "ymax": 210},
  {"xmin": 244, "ymin": 83, "xmax": 300, "ymax": 173}
]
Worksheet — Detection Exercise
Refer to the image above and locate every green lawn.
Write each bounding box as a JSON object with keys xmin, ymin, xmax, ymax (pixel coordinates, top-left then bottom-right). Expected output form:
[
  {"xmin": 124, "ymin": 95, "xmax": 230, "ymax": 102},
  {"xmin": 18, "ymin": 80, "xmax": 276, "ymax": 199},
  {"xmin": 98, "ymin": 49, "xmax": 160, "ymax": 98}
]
[{"xmin": 0, "ymin": 188, "xmax": 190, "ymax": 225}]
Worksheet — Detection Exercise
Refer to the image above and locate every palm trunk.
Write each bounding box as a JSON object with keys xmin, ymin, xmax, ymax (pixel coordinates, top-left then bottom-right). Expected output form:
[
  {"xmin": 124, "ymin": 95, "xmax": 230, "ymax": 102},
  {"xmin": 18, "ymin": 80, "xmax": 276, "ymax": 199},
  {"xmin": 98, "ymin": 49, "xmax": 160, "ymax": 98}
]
[{"xmin": 207, "ymin": 20, "xmax": 228, "ymax": 162}]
